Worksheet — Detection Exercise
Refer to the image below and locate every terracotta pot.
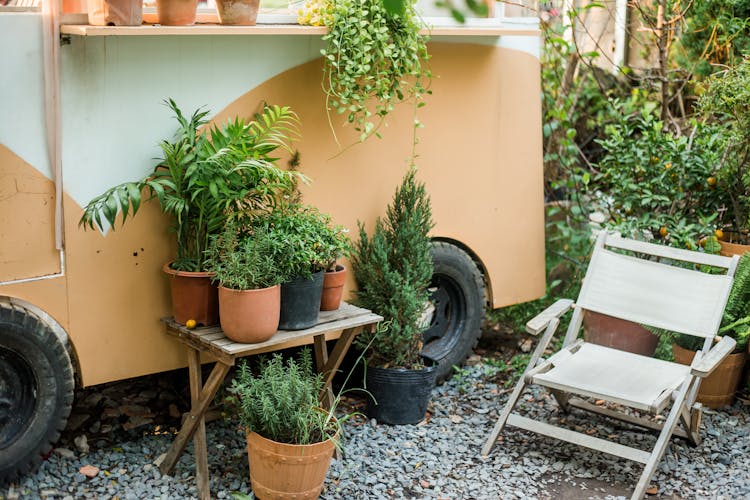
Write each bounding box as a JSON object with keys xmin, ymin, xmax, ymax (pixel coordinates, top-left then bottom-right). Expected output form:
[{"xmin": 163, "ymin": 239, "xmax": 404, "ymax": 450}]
[
  {"xmin": 156, "ymin": 0, "xmax": 198, "ymax": 25},
  {"xmin": 162, "ymin": 263, "xmax": 219, "ymax": 326},
  {"xmin": 87, "ymin": 0, "xmax": 142, "ymax": 25},
  {"xmin": 719, "ymin": 239, "xmax": 750, "ymax": 257},
  {"xmin": 583, "ymin": 311, "xmax": 659, "ymax": 357},
  {"xmin": 246, "ymin": 431, "xmax": 336, "ymax": 500},
  {"xmin": 218, "ymin": 285, "xmax": 280, "ymax": 343},
  {"xmin": 320, "ymin": 265, "xmax": 346, "ymax": 311},
  {"xmin": 673, "ymin": 343, "xmax": 747, "ymax": 409},
  {"xmin": 215, "ymin": 0, "xmax": 259, "ymax": 25}
]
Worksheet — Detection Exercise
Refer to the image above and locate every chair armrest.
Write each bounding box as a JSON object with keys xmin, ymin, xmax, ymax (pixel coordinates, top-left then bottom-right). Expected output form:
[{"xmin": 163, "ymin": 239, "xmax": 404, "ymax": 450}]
[
  {"xmin": 690, "ymin": 336, "xmax": 737, "ymax": 378},
  {"xmin": 526, "ymin": 299, "xmax": 574, "ymax": 336}
]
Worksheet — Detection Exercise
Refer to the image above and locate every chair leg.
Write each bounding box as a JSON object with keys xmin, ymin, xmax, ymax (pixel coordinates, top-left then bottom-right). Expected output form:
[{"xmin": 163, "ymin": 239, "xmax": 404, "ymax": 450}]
[
  {"xmin": 481, "ymin": 376, "xmax": 527, "ymax": 457},
  {"xmin": 550, "ymin": 389, "xmax": 571, "ymax": 414},
  {"xmin": 631, "ymin": 377, "xmax": 692, "ymax": 500}
]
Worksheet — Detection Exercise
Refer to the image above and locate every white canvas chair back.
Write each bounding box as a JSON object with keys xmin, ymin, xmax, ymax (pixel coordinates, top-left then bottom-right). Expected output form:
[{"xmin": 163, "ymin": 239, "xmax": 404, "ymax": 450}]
[{"xmin": 571, "ymin": 232, "xmax": 738, "ymax": 343}]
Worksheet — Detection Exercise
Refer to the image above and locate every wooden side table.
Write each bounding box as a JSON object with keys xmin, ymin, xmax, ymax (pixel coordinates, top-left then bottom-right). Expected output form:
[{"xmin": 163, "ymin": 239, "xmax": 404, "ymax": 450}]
[{"xmin": 157, "ymin": 302, "xmax": 382, "ymax": 499}]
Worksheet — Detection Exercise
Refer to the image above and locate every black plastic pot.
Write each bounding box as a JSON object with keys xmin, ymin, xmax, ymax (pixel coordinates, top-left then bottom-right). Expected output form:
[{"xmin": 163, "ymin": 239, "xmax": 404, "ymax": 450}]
[
  {"xmin": 279, "ymin": 270, "xmax": 325, "ymax": 330},
  {"xmin": 365, "ymin": 363, "xmax": 437, "ymax": 425}
]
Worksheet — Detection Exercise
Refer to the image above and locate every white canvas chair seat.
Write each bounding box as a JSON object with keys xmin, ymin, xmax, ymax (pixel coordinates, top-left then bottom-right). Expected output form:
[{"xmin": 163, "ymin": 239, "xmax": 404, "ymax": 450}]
[
  {"xmin": 481, "ymin": 232, "xmax": 741, "ymax": 500},
  {"xmin": 531, "ymin": 342, "xmax": 690, "ymax": 412}
]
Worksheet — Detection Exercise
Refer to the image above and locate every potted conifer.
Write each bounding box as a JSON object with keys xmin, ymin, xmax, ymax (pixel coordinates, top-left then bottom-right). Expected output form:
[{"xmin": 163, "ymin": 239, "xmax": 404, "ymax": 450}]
[
  {"xmin": 80, "ymin": 101, "xmax": 301, "ymax": 326},
  {"xmin": 351, "ymin": 168, "xmax": 436, "ymax": 424},
  {"xmin": 228, "ymin": 350, "xmax": 343, "ymax": 498}
]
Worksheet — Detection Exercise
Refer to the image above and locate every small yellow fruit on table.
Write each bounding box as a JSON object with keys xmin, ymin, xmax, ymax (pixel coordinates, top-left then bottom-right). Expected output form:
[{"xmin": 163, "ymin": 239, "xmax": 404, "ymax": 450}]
[{"xmin": 185, "ymin": 319, "xmax": 197, "ymax": 330}]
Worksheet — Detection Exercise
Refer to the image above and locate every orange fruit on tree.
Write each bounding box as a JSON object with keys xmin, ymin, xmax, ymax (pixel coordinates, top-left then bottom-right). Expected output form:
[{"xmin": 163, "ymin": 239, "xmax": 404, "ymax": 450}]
[
  {"xmin": 707, "ymin": 176, "xmax": 717, "ymax": 187},
  {"xmin": 659, "ymin": 226, "xmax": 668, "ymax": 238},
  {"xmin": 715, "ymin": 229, "xmax": 724, "ymax": 240}
]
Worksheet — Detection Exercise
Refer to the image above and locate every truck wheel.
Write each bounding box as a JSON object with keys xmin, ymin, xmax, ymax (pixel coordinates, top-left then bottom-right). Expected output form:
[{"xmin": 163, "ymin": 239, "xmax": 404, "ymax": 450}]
[
  {"xmin": 423, "ymin": 242, "xmax": 486, "ymax": 383},
  {"xmin": 0, "ymin": 304, "xmax": 74, "ymax": 485}
]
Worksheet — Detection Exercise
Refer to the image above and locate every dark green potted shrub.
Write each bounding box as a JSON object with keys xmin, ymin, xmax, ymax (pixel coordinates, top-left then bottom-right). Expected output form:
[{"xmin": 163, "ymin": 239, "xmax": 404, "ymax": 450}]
[
  {"xmin": 203, "ymin": 221, "xmax": 288, "ymax": 344},
  {"xmin": 351, "ymin": 168, "xmax": 436, "ymax": 424},
  {"xmin": 228, "ymin": 349, "xmax": 343, "ymax": 499},
  {"xmin": 253, "ymin": 204, "xmax": 340, "ymax": 330},
  {"xmin": 79, "ymin": 101, "xmax": 301, "ymax": 326}
]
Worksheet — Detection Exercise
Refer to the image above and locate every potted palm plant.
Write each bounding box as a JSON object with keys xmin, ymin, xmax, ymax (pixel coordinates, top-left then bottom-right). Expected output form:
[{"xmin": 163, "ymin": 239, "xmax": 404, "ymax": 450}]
[
  {"xmin": 351, "ymin": 168, "xmax": 436, "ymax": 424},
  {"xmin": 253, "ymin": 204, "xmax": 343, "ymax": 330},
  {"xmin": 80, "ymin": 100, "xmax": 301, "ymax": 326},
  {"xmin": 204, "ymin": 221, "xmax": 288, "ymax": 343},
  {"xmin": 228, "ymin": 349, "xmax": 342, "ymax": 499}
]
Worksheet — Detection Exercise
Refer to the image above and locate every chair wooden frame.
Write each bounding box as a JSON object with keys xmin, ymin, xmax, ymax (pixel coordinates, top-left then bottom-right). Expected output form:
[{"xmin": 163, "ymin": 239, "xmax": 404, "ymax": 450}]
[{"xmin": 481, "ymin": 232, "xmax": 739, "ymax": 500}]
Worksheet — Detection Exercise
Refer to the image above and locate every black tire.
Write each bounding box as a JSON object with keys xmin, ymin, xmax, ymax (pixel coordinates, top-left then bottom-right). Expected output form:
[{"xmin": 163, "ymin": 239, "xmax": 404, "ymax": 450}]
[
  {"xmin": 423, "ymin": 242, "xmax": 486, "ymax": 383},
  {"xmin": 0, "ymin": 304, "xmax": 74, "ymax": 485}
]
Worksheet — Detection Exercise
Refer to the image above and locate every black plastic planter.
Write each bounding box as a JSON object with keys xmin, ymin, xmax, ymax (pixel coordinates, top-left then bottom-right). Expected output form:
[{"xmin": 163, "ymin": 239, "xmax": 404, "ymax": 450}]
[
  {"xmin": 279, "ymin": 271, "xmax": 325, "ymax": 330},
  {"xmin": 366, "ymin": 363, "xmax": 437, "ymax": 425}
]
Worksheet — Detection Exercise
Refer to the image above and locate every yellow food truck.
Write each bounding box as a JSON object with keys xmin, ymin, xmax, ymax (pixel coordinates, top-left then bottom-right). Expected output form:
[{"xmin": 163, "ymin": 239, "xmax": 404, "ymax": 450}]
[{"xmin": 0, "ymin": 1, "xmax": 544, "ymax": 481}]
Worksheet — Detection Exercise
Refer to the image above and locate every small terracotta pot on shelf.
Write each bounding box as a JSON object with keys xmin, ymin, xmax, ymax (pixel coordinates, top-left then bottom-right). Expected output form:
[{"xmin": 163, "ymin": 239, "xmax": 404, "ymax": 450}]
[
  {"xmin": 218, "ymin": 284, "xmax": 280, "ymax": 344},
  {"xmin": 162, "ymin": 262, "xmax": 219, "ymax": 326},
  {"xmin": 87, "ymin": 0, "xmax": 143, "ymax": 26},
  {"xmin": 156, "ymin": 0, "xmax": 198, "ymax": 26},
  {"xmin": 215, "ymin": 0, "xmax": 260, "ymax": 25},
  {"xmin": 320, "ymin": 264, "xmax": 346, "ymax": 311}
]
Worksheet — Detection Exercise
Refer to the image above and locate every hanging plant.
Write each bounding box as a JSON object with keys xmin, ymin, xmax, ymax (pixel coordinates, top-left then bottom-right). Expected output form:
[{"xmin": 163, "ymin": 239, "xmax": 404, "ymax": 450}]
[{"xmin": 320, "ymin": 0, "xmax": 431, "ymax": 145}]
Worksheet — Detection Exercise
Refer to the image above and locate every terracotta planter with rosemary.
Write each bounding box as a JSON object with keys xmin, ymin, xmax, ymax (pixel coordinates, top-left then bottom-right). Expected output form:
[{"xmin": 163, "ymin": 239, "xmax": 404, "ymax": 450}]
[
  {"xmin": 246, "ymin": 430, "xmax": 337, "ymax": 499},
  {"xmin": 162, "ymin": 263, "xmax": 219, "ymax": 326},
  {"xmin": 219, "ymin": 285, "xmax": 280, "ymax": 344}
]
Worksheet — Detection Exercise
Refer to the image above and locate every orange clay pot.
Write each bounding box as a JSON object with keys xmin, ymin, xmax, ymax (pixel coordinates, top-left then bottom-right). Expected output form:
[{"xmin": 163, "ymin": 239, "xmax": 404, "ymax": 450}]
[
  {"xmin": 156, "ymin": 0, "xmax": 198, "ymax": 25},
  {"xmin": 218, "ymin": 284, "xmax": 280, "ymax": 343},
  {"xmin": 320, "ymin": 265, "xmax": 346, "ymax": 311},
  {"xmin": 162, "ymin": 262, "xmax": 218, "ymax": 326}
]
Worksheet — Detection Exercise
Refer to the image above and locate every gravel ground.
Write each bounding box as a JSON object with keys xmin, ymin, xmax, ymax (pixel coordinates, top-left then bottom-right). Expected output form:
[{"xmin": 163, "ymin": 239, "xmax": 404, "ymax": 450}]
[{"xmin": 2, "ymin": 358, "xmax": 749, "ymax": 500}]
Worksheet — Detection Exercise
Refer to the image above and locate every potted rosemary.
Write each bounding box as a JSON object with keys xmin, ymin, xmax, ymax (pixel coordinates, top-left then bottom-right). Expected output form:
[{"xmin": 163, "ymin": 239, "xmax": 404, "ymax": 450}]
[
  {"xmin": 228, "ymin": 349, "xmax": 342, "ymax": 498},
  {"xmin": 203, "ymin": 221, "xmax": 287, "ymax": 343},
  {"xmin": 351, "ymin": 168, "xmax": 436, "ymax": 424},
  {"xmin": 80, "ymin": 100, "xmax": 301, "ymax": 326}
]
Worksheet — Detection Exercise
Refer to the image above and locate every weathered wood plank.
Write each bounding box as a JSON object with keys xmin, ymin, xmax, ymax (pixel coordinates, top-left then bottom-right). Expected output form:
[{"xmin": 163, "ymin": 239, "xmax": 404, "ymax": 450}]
[
  {"xmin": 187, "ymin": 350, "xmax": 210, "ymax": 500},
  {"xmin": 526, "ymin": 299, "xmax": 574, "ymax": 335},
  {"xmin": 691, "ymin": 336, "xmax": 736, "ymax": 377},
  {"xmin": 507, "ymin": 413, "xmax": 651, "ymax": 464}
]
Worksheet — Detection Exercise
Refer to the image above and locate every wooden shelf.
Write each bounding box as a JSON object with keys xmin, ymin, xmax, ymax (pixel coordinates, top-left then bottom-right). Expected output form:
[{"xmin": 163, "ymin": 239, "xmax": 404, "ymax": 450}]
[{"xmin": 59, "ymin": 23, "xmax": 539, "ymax": 37}]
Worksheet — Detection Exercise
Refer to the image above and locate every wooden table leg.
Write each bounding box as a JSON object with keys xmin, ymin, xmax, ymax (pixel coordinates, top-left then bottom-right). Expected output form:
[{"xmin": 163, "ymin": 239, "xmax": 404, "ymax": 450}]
[
  {"xmin": 313, "ymin": 334, "xmax": 335, "ymax": 409},
  {"xmin": 159, "ymin": 358, "xmax": 232, "ymax": 477},
  {"xmin": 320, "ymin": 326, "xmax": 362, "ymax": 391},
  {"xmin": 187, "ymin": 349, "xmax": 210, "ymax": 500}
]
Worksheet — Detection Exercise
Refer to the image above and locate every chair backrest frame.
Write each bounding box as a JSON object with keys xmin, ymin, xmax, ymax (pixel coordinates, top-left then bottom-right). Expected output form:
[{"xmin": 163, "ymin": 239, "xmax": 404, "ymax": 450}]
[{"xmin": 562, "ymin": 231, "xmax": 739, "ymax": 349}]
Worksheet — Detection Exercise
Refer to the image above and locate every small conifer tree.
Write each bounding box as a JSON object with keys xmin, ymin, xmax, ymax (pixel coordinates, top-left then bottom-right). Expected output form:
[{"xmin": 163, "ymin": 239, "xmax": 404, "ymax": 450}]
[{"xmin": 351, "ymin": 168, "xmax": 434, "ymax": 369}]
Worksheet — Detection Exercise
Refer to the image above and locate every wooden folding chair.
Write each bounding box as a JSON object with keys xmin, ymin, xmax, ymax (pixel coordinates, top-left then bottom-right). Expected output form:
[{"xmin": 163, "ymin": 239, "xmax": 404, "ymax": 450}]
[{"xmin": 482, "ymin": 231, "xmax": 740, "ymax": 500}]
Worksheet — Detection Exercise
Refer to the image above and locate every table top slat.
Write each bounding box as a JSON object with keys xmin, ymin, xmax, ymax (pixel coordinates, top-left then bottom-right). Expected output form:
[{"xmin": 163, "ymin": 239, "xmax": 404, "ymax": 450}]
[{"xmin": 162, "ymin": 302, "xmax": 382, "ymax": 359}]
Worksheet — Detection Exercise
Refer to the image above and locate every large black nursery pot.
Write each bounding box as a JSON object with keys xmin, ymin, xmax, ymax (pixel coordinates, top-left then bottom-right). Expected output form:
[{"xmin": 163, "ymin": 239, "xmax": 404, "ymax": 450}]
[
  {"xmin": 366, "ymin": 362, "xmax": 437, "ymax": 425},
  {"xmin": 279, "ymin": 270, "xmax": 325, "ymax": 330}
]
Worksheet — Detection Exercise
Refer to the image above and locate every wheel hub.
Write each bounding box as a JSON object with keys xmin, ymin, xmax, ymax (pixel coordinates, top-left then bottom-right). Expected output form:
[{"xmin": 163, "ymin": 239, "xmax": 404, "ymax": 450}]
[
  {"xmin": 0, "ymin": 347, "xmax": 37, "ymax": 448},
  {"xmin": 422, "ymin": 274, "xmax": 467, "ymax": 361}
]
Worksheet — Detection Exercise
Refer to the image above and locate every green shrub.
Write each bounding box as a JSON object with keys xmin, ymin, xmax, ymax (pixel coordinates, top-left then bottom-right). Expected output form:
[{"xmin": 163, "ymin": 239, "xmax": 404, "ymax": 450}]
[
  {"xmin": 204, "ymin": 222, "xmax": 286, "ymax": 290},
  {"xmin": 228, "ymin": 350, "xmax": 338, "ymax": 445},
  {"xmin": 351, "ymin": 169, "xmax": 433, "ymax": 369}
]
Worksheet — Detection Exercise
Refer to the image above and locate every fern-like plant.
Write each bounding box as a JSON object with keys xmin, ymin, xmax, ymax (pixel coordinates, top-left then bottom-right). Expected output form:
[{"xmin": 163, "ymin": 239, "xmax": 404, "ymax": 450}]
[
  {"xmin": 228, "ymin": 349, "xmax": 340, "ymax": 445},
  {"xmin": 351, "ymin": 168, "xmax": 434, "ymax": 369},
  {"xmin": 79, "ymin": 100, "xmax": 303, "ymax": 272}
]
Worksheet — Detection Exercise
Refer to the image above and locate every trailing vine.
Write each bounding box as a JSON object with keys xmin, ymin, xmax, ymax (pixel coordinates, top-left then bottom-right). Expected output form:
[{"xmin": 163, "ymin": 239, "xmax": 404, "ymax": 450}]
[{"xmin": 320, "ymin": 0, "xmax": 431, "ymax": 146}]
